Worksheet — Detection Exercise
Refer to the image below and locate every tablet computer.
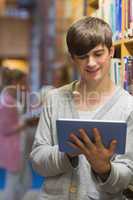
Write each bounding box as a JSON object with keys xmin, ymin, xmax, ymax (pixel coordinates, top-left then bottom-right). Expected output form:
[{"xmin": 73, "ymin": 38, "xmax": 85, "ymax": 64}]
[{"xmin": 56, "ymin": 118, "xmax": 127, "ymax": 154}]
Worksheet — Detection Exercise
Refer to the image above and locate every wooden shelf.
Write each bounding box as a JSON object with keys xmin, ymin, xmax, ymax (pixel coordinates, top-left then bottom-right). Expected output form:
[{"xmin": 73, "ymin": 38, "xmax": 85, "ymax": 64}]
[
  {"xmin": 89, "ymin": 0, "xmax": 98, "ymax": 8},
  {"xmin": 6, "ymin": 0, "xmax": 17, "ymax": 6},
  {"xmin": 0, "ymin": 14, "xmax": 30, "ymax": 21},
  {"xmin": 113, "ymin": 38, "xmax": 133, "ymax": 46},
  {"xmin": 123, "ymin": 38, "xmax": 133, "ymax": 45},
  {"xmin": 113, "ymin": 40, "xmax": 121, "ymax": 47},
  {"xmin": 0, "ymin": 16, "xmax": 31, "ymax": 58}
]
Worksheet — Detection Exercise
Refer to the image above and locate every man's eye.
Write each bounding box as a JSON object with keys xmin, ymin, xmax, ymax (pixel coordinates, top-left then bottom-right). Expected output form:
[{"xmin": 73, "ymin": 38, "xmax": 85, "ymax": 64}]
[{"xmin": 95, "ymin": 53, "xmax": 103, "ymax": 57}]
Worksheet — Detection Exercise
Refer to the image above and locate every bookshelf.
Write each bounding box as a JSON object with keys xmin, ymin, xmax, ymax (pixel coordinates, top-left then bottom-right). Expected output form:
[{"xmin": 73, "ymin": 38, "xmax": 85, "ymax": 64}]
[
  {"xmin": 86, "ymin": 0, "xmax": 133, "ymax": 92},
  {"xmin": 0, "ymin": 17, "xmax": 31, "ymax": 59},
  {"xmin": 86, "ymin": 0, "xmax": 133, "ymax": 55},
  {"xmin": 0, "ymin": 0, "xmax": 32, "ymax": 63},
  {"xmin": 55, "ymin": 0, "xmax": 133, "ymax": 59}
]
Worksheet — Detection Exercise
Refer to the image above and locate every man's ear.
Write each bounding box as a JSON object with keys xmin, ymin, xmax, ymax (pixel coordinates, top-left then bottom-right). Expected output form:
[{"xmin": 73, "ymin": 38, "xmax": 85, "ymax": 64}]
[{"xmin": 109, "ymin": 46, "xmax": 115, "ymax": 58}]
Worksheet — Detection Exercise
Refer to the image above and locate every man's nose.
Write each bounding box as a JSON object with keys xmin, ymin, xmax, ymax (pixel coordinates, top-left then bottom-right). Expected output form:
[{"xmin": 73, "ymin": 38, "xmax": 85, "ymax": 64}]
[{"xmin": 87, "ymin": 56, "xmax": 96, "ymax": 67}]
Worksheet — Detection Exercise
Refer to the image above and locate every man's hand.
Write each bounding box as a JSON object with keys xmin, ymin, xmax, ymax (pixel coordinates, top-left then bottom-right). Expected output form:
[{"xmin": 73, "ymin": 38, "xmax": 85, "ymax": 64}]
[{"xmin": 68, "ymin": 128, "xmax": 117, "ymax": 176}]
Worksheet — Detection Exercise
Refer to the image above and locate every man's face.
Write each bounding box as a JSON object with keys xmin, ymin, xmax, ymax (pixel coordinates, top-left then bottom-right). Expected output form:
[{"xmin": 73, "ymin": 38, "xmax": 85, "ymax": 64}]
[{"xmin": 72, "ymin": 44, "xmax": 114, "ymax": 83}]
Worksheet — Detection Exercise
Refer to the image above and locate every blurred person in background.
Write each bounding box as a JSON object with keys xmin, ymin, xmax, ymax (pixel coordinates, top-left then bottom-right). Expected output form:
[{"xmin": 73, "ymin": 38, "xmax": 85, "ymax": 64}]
[
  {"xmin": 0, "ymin": 66, "xmax": 31, "ymax": 200},
  {"xmin": 10, "ymin": 68, "xmax": 33, "ymax": 197}
]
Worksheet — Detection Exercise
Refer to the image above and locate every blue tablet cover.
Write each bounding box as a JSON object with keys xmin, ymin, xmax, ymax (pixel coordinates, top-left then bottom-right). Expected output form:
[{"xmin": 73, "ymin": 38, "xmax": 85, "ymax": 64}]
[{"xmin": 56, "ymin": 119, "xmax": 127, "ymax": 154}]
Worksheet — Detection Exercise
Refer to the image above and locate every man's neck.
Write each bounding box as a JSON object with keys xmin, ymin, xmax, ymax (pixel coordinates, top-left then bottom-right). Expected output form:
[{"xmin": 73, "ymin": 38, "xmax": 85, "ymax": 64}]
[
  {"xmin": 77, "ymin": 76, "xmax": 115, "ymax": 95},
  {"xmin": 73, "ymin": 76, "xmax": 116, "ymax": 111}
]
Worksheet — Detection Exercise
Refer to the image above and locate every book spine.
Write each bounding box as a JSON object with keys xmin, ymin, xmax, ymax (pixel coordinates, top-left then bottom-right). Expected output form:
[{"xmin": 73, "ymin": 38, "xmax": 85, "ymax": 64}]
[
  {"xmin": 124, "ymin": 0, "xmax": 128, "ymax": 34},
  {"xmin": 118, "ymin": 0, "xmax": 122, "ymax": 36},
  {"xmin": 127, "ymin": 57, "xmax": 133, "ymax": 95},
  {"xmin": 130, "ymin": 0, "xmax": 133, "ymax": 28},
  {"xmin": 110, "ymin": 58, "xmax": 122, "ymax": 86},
  {"xmin": 115, "ymin": 0, "xmax": 119, "ymax": 39},
  {"xmin": 128, "ymin": 0, "xmax": 131, "ymax": 29},
  {"xmin": 115, "ymin": 0, "xmax": 122, "ymax": 39},
  {"xmin": 123, "ymin": 57, "xmax": 129, "ymax": 91},
  {"xmin": 110, "ymin": 0, "xmax": 115, "ymax": 35}
]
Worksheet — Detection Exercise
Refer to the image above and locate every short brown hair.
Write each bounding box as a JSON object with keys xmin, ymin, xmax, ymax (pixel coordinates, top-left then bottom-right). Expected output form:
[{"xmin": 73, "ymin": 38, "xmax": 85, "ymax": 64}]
[{"xmin": 66, "ymin": 16, "xmax": 113, "ymax": 56}]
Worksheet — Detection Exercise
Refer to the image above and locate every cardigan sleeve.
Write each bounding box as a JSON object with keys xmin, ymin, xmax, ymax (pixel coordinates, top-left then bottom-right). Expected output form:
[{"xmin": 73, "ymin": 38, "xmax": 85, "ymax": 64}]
[
  {"xmin": 30, "ymin": 93, "xmax": 76, "ymax": 177},
  {"xmin": 92, "ymin": 110, "xmax": 133, "ymax": 194}
]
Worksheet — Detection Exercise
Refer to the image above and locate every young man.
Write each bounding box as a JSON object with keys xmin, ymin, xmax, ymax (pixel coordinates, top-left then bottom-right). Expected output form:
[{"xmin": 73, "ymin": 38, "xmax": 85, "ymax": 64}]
[{"xmin": 30, "ymin": 17, "xmax": 133, "ymax": 200}]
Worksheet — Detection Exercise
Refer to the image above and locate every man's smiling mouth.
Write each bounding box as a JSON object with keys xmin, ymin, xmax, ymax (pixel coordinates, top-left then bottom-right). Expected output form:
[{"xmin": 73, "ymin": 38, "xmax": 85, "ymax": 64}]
[{"xmin": 85, "ymin": 67, "xmax": 100, "ymax": 73}]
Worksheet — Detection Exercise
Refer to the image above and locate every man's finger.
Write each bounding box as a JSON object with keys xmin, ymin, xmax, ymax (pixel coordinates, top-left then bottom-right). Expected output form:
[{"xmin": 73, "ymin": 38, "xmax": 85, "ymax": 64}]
[
  {"xmin": 66, "ymin": 140, "xmax": 78, "ymax": 149},
  {"xmin": 79, "ymin": 128, "xmax": 94, "ymax": 149},
  {"xmin": 109, "ymin": 140, "xmax": 117, "ymax": 155},
  {"xmin": 92, "ymin": 128, "xmax": 104, "ymax": 148},
  {"xmin": 69, "ymin": 132, "xmax": 88, "ymax": 153}
]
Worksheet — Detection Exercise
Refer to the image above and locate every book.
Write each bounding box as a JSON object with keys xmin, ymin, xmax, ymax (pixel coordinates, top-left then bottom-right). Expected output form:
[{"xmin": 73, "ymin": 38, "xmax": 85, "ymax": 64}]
[
  {"xmin": 110, "ymin": 58, "xmax": 122, "ymax": 86},
  {"xmin": 123, "ymin": 56, "xmax": 133, "ymax": 94},
  {"xmin": 56, "ymin": 119, "xmax": 127, "ymax": 154}
]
